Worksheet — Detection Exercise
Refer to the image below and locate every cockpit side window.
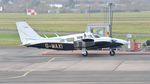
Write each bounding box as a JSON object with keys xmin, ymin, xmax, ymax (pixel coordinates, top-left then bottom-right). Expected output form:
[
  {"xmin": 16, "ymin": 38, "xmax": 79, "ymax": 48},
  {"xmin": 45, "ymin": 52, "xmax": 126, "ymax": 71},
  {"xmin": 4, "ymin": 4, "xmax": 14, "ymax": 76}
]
[{"xmin": 87, "ymin": 35, "xmax": 93, "ymax": 38}]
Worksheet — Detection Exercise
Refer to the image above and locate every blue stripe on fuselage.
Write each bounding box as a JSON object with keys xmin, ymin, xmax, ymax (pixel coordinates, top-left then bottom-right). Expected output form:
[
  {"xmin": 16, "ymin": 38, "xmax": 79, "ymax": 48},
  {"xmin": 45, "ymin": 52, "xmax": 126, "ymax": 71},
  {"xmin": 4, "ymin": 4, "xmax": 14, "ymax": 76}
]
[
  {"xmin": 27, "ymin": 43, "xmax": 75, "ymax": 50},
  {"xmin": 27, "ymin": 42, "xmax": 123, "ymax": 50}
]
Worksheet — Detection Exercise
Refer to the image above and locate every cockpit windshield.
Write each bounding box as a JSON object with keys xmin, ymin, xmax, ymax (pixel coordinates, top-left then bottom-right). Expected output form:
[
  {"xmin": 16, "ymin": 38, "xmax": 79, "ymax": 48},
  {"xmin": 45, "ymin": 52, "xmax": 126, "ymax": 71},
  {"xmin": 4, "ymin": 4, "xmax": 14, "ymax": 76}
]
[
  {"xmin": 91, "ymin": 28, "xmax": 105, "ymax": 38},
  {"xmin": 86, "ymin": 24, "xmax": 110, "ymax": 38}
]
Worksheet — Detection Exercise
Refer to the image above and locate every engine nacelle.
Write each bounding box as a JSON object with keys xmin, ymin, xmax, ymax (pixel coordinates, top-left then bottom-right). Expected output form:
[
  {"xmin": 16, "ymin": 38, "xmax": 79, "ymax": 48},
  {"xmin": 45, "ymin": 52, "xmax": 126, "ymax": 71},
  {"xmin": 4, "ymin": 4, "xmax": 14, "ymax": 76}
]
[{"xmin": 74, "ymin": 39, "xmax": 94, "ymax": 49}]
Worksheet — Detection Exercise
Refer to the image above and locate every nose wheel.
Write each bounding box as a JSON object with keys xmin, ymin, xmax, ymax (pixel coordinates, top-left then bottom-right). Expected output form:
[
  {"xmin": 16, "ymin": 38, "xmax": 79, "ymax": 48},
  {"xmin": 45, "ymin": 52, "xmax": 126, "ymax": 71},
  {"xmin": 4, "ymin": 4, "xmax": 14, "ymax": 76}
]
[
  {"xmin": 82, "ymin": 48, "xmax": 88, "ymax": 57},
  {"xmin": 110, "ymin": 49, "xmax": 115, "ymax": 56}
]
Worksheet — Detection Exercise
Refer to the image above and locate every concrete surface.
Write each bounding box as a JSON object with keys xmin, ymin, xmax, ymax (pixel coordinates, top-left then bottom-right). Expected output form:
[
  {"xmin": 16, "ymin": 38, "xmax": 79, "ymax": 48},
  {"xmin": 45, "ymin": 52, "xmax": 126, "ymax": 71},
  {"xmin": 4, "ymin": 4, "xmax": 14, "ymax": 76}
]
[{"xmin": 0, "ymin": 46, "xmax": 150, "ymax": 84}]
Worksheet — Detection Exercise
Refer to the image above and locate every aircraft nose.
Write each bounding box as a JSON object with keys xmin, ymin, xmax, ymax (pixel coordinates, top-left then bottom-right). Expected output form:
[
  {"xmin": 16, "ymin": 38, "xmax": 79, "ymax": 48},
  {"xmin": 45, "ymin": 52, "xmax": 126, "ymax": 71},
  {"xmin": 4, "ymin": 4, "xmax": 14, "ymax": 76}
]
[
  {"xmin": 112, "ymin": 38, "xmax": 128, "ymax": 45},
  {"xmin": 122, "ymin": 40, "xmax": 128, "ymax": 45}
]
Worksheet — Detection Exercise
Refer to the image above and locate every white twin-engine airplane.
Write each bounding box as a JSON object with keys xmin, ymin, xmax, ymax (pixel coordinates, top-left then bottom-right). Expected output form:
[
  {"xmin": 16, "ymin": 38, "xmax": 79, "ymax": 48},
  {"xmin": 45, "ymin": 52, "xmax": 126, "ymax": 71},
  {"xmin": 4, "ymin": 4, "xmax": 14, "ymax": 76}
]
[{"xmin": 16, "ymin": 21, "xmax": 127, "ymax": 56}]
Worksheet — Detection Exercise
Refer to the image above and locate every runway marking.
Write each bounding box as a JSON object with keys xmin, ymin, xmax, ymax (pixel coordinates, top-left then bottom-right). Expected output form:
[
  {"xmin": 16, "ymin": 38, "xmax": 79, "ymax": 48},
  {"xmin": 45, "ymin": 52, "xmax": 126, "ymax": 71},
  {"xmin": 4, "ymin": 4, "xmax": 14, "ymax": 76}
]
[
  {"xmin": 9, "ymin": 57, "xmax": 55, "ymax": 79},
  {"xmin": 112, "ymin": 60, "xmax": 124, "ymax": 72},
  {"xmin": 62, "ymin": 58, "xmax": 83, "ymax": 71}
]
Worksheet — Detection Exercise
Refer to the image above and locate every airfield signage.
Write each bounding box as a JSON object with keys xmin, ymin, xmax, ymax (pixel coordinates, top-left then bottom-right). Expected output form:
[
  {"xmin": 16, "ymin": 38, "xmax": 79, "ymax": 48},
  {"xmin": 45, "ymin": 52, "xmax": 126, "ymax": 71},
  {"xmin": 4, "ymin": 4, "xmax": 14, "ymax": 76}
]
[{"xmin": 127, "ymin": 34, "xmax": 132, "ymax": 39}]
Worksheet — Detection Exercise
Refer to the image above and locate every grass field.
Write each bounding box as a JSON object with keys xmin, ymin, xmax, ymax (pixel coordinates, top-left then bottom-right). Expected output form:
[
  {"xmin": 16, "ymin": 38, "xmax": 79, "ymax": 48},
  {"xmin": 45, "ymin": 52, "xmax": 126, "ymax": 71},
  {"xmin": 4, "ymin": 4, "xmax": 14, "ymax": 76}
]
[
  {"xmin": 0, "ymin": 33, "xmax": 19, "ymax": 46},
  {"xmin": 0, "ymin": 12, "xmax": 150, "ymax": 33},
  {"xmin": 0, "ymin": 12, "xmax": 150, "ymax": 46}
]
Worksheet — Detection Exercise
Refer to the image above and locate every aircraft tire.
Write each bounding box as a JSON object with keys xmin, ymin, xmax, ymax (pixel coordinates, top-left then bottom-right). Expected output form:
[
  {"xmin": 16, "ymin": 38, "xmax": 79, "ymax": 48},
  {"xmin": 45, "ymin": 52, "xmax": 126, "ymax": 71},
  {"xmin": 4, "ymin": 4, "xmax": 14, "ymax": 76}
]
[
  {"xmin": 82, "ymin": 51, "xmax": 88, "ymax": 57},
  {"xmin": 110, "ymin": 50, "xmax": 115, "ymax": 56}
]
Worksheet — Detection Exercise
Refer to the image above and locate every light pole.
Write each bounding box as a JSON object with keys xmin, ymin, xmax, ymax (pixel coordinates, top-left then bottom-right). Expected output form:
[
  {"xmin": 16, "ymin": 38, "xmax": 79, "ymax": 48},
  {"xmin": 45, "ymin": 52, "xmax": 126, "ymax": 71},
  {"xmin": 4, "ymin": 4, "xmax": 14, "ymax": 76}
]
[{"xmin": 108, "ymin": 2, "xmax": 113, "ymax": 37}]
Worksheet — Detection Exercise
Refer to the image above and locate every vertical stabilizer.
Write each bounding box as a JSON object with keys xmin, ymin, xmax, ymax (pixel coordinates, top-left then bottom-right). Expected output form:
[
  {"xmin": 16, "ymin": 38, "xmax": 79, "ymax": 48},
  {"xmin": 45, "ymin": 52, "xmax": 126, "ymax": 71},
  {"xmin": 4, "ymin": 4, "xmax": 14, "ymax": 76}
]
[{"xmin": 16, "ymin": 21, "xmax": 42, "ymax": 45}]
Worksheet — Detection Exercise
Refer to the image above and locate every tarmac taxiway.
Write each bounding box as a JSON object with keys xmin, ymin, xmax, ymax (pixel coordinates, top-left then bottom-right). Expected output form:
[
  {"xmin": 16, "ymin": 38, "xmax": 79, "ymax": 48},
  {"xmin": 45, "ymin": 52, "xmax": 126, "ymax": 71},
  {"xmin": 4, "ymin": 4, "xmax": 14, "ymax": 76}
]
[{"xmin": 0, "ymin": 46, "xmax": 150, "ymax": 84}]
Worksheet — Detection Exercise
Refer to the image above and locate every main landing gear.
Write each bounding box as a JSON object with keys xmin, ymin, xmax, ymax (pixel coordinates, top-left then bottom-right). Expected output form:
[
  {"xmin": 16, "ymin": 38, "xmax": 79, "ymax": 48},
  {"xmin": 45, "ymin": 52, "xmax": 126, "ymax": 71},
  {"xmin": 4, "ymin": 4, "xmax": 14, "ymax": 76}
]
[
  {"xmin": 109, "ymin": 49, "xmax": 115, "ymax": 56},
  {"xmin": 82, "ymin": 48, "xmax": 88, "ymax": 57}
]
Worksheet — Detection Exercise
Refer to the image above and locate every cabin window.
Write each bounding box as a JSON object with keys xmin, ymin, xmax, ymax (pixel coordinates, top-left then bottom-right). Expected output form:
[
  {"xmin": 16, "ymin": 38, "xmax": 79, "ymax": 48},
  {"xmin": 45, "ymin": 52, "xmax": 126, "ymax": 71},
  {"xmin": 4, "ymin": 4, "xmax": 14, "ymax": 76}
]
[
  {"xmin": 60, "ymin": 39, "xmax": 65, "ymax": 42},
  {"xmin": 77, "ymin": 36, "xmax": 83, "ymax": 40},
  {"xmin": 66, "ymin": 38, "xmax": 74, "ymax": 42}
]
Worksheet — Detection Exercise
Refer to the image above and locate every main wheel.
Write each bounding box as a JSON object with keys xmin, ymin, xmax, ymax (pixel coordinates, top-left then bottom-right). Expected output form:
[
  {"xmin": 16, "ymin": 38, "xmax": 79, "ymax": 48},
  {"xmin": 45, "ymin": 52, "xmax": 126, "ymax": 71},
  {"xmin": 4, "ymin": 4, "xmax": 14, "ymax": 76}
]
[
  {"xmin": 82, "ymin": 51, "xmax": 88, "ymax": 57},
  {"xmin": 109, "ymin": 50, "xmax": 115, "ymax": 56}
]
